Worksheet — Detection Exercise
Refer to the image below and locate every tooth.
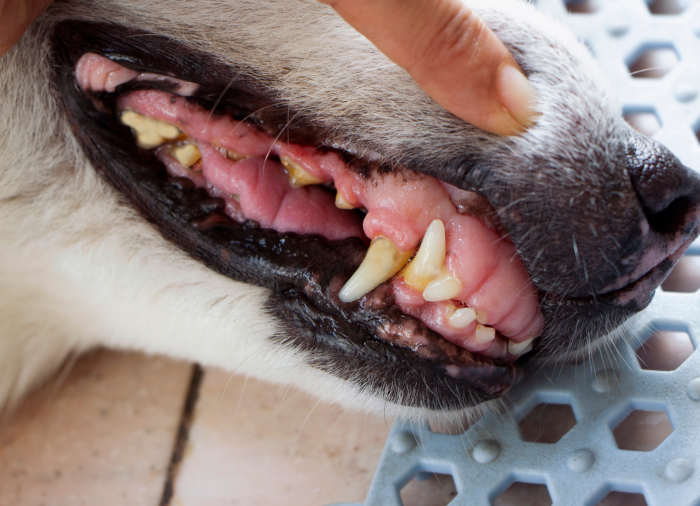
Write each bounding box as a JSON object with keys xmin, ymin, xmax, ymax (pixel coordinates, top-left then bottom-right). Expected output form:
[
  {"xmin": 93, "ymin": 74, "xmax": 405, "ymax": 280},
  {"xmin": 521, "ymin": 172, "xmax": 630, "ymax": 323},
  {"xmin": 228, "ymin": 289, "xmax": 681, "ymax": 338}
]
[
  {"xmin": 422, "ymin": 270, "xmax": 462, "ymax": 302},
  {"xmin": 214, "ymin": 145, "xmax": 245, "ymax": 161},
  {"xmin": 120, "ymin": 111, "xmax": 181, "ymax": 149},
  {"xmin": 226, "ymin": 150, "xmax": 245, "ymax": 161},
  {"xmin": 401, "ymin": 219, "xmax": 446, "ymax": 292},
  {"xmin": 476, "ymin": 309, "xmax": 488, "ymax": 324},
  {"xmin": 280, "ymin": 156, "xmax": 323, "ymax": 187},
  {"xmin": 474, "ymin": 324, "xmax": 496, "ymax": 345},
  {"xmin": 339, "ymin": 237, "xmax": 412, "ymax": 302},
  {"xmin": 172, "ymin": 143, "xmax": 201, "ymax": 168},
  {"xmin": 335, "ymin": 192, "xmax": 355, "ymax": 210},
  {"xmin": 448, "ymin": 307, "xmax": 476, "ymax": 328},
  {"xmin": 508, "ymin": 337, "xmax": 535, "ymax": 356}
]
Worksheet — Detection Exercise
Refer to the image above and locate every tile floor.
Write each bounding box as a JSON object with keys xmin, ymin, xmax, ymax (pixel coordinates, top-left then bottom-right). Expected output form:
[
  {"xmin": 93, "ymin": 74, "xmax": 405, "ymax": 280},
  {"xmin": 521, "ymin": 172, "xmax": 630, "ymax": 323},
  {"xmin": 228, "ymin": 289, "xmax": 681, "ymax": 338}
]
[{"xmin": 0, "ymin": 351, "xmax": 392, "ymax": 506}]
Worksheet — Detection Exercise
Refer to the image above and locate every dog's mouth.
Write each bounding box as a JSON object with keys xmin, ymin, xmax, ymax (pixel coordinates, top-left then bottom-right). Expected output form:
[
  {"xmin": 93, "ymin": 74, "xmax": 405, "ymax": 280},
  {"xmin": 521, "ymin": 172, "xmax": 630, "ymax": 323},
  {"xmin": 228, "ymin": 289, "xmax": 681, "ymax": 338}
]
[{"xmin": 51, "ymin": 21, "xmax": 546, "ymax": 407}]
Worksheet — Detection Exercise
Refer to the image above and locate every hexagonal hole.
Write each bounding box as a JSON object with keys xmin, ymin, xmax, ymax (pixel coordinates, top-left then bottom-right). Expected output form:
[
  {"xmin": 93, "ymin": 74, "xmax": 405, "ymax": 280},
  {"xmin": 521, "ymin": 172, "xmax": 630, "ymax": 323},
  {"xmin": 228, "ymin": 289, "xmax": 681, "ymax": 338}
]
[
  {"xmin": 565, "ymin": 0, "xmax": 599, "ymax": 14},
  {"xmin": 636, "ymin": 330, "xmax": 694, "ymax": 371},
  {"xmin": 492, "ymin": 481, "xmax": 552, "ymax": 506},
  {"xmin": 400, "ymin": 471, "xmax": 457, "ymax": 506},
  {"xmin": 518, "ymin": 403, "xmax": 576, "ymax": 443},
  {"xmin": 596, "ymin": 491, "xmax": 648, "ymax": 506},
  {"xmin": 623, "ymin": 108, "xmax": 662, "ymax": 136},
  {"xmin": 646, "ymin": 0, "xmax": 689, "ymax": 15},
  {"xmin": 662, "ymin": 254, "xmax": 700, "ymax": 292},
  {"xmin": 627, "ymin": 45, "xmax": 679, "ymax": 78},
  {"xmin": 613, "ymin": 408, "xmax": 673, "ymax": 451}
]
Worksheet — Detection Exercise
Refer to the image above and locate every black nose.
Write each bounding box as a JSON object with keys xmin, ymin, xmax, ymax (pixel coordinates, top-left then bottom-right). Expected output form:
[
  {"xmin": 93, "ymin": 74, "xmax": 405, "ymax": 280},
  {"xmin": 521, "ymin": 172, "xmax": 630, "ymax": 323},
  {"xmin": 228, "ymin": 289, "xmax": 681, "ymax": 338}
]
[{"xmin": 625, "ymin": 135, "xmax": 700, "ymax": 235}]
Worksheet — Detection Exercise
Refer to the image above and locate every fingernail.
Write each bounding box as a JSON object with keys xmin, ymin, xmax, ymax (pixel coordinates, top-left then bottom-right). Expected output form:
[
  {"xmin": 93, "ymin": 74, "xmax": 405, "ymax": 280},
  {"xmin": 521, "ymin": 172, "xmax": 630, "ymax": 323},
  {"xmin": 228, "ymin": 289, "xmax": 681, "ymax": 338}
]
[{"xmin": 496, "ymin": 63, "xmax": 538, "ymax": 131}]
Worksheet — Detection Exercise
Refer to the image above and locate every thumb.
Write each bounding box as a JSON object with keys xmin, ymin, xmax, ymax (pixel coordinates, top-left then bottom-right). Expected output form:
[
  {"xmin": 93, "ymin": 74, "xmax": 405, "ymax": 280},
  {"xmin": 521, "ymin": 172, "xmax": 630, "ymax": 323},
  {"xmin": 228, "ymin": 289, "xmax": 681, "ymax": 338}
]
[
  {"xmin": 0, "ymin": 0, "xmax": 53, "ymax": 56},
  {"xmin": 319, "ymin": 0, "xmax": 538, "ymax": 136}
]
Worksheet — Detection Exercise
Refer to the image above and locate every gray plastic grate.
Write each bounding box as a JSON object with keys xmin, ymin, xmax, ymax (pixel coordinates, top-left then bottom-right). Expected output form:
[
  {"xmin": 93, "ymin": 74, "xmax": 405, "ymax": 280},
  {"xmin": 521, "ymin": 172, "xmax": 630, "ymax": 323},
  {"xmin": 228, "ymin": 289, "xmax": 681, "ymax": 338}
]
[{"xmin": 338, "ymin": 1, "xmax": 700, "ymax": 505}]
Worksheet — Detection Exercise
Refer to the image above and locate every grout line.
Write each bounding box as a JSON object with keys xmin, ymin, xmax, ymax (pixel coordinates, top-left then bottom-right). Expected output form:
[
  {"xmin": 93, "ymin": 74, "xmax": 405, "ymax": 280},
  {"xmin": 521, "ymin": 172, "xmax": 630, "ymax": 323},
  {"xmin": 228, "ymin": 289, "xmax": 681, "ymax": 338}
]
[{"xmin": 158, "ymin": 363, "xmax": 204, "ymax": 506}]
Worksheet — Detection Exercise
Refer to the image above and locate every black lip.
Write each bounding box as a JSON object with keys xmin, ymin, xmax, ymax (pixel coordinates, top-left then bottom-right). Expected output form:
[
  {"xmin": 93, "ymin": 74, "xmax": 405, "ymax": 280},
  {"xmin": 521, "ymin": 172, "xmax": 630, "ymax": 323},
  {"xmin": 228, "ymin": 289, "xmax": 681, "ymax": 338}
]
[
  {"xmin": 50, "ymin": 20, "xmax": 518, "ymax": 410},
  {"xmin": 603, "ymin": 232, "xmax": 697, "ymax": 308}
]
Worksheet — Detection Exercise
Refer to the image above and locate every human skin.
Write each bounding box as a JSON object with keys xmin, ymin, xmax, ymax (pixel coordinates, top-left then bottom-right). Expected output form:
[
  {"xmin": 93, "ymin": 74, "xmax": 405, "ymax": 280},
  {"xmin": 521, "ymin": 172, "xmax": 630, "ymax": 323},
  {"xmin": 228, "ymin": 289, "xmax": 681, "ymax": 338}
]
[{"xmin": 319, "ymin": 0, "xmax": 538, "ymax": 135}]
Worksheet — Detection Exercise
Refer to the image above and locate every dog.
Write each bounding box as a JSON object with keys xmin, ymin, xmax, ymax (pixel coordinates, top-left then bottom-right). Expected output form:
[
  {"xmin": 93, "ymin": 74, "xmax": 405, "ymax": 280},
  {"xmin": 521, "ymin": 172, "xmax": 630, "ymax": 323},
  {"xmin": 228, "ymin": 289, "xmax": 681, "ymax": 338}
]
[{"xmin": 1, "ymin": 0, "xmax": 698, "ymax": 422}]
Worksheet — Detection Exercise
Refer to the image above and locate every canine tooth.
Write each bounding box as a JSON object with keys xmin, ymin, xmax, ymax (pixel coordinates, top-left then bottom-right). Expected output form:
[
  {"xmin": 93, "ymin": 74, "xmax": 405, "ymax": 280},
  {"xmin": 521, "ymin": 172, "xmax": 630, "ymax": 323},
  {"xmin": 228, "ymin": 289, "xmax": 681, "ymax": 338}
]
[
  {"xmin": 120, "ymin": 111, "xmax": 181, "ymax": 149},
  {"xmin": 475, "ymin": 324, "xmax": 496, "ymax": 344},
  {"xmin": 339, "ymin": 237, "xmax": 412, "ymax": 303},
  {"xmin": 508, "ymin": 337, "xmax": 535, "ymax": 356},
  {"xmin": 448, "ymin": 307, "xmax": 476, "ymax": 328},
  {"xmin": 280, "ymin": 156, "xmax": 323, "ymax": 187},
  {"xmin": 422, "ymin": 270, "xmax": 462, "ymax": 302},
  {"xmin": 172, "ymin": 143, "xmax": 201, "ymax": 167},
  {"xmin": 335, "ymin": 192, "xmax": 355, "ymax": 210},
  {"xmin": 476, "ymin": 309, "xmax": 488, "ymax": 324},
  {"xmin": 401, "ymin": 219, "xmax": 446, "ymax": 291}
]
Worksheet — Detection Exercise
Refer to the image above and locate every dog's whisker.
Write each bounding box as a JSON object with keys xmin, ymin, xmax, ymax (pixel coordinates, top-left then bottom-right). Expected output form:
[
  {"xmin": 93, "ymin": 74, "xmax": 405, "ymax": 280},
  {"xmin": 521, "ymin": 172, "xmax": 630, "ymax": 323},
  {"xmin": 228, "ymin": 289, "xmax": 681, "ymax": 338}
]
[
  {"xmin": 206, "ymin": 72, "xmax": 241, "ymax": 122},
  {"xmin": 629, "ymin": 65, "xmax": 674, "ymax": 77}
]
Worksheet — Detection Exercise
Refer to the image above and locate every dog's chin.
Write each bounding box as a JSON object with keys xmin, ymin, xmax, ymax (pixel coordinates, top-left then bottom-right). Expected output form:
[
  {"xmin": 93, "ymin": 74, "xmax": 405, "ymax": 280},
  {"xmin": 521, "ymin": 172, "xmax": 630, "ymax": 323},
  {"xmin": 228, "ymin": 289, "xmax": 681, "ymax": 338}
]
[{"xmin": 47, "ymin": 20, "xmax": 679, "ymax": 412}]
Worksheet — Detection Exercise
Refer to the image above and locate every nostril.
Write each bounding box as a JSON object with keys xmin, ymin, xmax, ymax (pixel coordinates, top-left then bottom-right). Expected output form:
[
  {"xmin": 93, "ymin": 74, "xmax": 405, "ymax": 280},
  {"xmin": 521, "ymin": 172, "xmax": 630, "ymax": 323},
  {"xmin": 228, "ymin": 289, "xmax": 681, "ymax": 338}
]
[
  {"xmin": 647, "ymin": 196, "xmax": 692, "ymax": 235},
  {"xmin": 625, "ymin": 136, "xmax": 700, "ymax": 235}
]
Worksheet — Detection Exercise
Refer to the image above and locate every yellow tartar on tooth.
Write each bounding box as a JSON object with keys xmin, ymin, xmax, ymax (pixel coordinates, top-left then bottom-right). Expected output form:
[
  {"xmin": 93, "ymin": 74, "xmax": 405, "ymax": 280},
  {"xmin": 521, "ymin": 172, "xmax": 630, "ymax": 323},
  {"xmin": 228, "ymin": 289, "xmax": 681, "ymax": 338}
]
[
  {"xmin": 280, "ymin": 156, "xmax": 323, "ymax": 187},
  {"xmin": 120, "ymin": 110, "xmax": 181, "ymax": 149},
  {"xmin": 172, "ymin": 143, "xmax": 201, "ymax": 168}
]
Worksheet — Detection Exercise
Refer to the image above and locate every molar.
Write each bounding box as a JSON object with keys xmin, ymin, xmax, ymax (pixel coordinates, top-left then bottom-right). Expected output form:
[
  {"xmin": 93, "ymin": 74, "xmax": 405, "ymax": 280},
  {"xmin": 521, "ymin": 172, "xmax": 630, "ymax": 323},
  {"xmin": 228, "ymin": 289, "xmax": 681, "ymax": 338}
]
[{"xmin": 120, "ymin": 110, "xmax": 181, "ymax": 149}]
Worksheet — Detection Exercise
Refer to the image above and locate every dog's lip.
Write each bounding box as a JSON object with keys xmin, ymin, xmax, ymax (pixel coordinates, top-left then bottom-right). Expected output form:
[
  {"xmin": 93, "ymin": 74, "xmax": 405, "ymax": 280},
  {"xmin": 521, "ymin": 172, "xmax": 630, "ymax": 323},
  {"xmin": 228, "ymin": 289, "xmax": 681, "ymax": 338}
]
[{"xmin": 602, "ymin": 233, "xmax": 695, "ymax": 307}]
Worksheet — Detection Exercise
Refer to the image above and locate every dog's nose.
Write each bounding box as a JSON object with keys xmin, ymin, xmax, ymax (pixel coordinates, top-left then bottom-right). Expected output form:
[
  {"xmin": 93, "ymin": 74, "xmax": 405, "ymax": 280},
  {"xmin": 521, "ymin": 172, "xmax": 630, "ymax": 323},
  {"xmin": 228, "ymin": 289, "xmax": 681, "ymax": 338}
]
[{"xmin": 625, "ymin": 135, "xmax": 700, "ymax": 235}]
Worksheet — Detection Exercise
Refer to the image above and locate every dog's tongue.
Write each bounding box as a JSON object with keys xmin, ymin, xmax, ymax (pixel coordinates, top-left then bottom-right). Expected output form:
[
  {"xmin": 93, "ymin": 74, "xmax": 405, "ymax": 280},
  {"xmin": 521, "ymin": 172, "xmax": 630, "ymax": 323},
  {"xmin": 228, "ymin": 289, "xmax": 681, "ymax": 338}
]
[{"xmin": 78, "ymin": 53, "xmax": 542, "ymax": 357}]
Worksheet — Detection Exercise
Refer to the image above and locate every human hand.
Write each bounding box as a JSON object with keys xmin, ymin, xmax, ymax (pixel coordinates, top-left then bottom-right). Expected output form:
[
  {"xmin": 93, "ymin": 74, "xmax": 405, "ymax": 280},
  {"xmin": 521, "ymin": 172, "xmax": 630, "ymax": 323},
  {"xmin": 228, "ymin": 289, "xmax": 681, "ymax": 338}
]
[
  {"xmin": 0, "ymin": 0, "xmax": 53, "ymax": 55},
  {"xmin": 319, "ymin": 0, "xmax": 538, "ymax": 136}
]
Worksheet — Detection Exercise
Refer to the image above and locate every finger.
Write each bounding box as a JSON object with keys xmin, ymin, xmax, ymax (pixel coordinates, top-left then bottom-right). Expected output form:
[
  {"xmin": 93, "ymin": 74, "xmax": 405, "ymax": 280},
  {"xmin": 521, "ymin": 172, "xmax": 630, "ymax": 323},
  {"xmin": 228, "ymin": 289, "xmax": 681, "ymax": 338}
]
[
  {"xmin": 0, "ymin": 0, "xmax": 53, "ymax": 56},
  {"xmin": 319, "ymin": 0, "xmax": 538, "ymax": 136}
]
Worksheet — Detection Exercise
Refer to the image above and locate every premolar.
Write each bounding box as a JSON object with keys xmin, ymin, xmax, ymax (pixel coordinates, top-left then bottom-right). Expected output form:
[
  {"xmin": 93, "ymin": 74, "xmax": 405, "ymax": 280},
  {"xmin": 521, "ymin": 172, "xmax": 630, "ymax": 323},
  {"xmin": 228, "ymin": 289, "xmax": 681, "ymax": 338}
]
[
  {"xmin": 335, "ymin": 192, "xmax": 355, "ymax": 210},
  {"xmin": 508, "ymin": 336, "xmax": 535, "ymax": 356},
  {"xmin": 171, "ymin": 143, "xmax": 201, "ymax": 168},
  {"xmin": 280, "ymin": 156, "xmax": 323, "ymax": 187},
  {"xmin": 448, "ymin": 307, "xmax": 476, "ymax": 328}
]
